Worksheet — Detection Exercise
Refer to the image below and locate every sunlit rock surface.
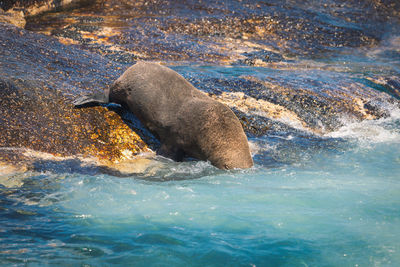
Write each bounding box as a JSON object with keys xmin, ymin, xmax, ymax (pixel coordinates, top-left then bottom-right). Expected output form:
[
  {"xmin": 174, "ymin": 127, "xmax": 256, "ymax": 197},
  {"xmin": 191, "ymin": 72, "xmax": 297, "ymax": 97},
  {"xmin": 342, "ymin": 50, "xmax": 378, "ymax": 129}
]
[
  {"xmin": 25, "ymin": 0, "xmax": 400, "ymax": 64},
  {"xmin": 1, "ymin": 0, "xmax": 88, "ymax": 17},
  {"xmin": 1, "ymin": 0, "xmax": 400, "ymax": 173},
  {"xmin": 23, "ymin": 0, "xmax": 400, "ymax": 134},
  {"xmin": 1, "ymin": 1, "xmax": 400, "ymax": 265},
  {"xmin": 0, "ymin": 0, "xmax": 90, "ymax": 28},
  {"xmin": 0, "ymin": 22, "xmax": 150, "ymax": 172}
]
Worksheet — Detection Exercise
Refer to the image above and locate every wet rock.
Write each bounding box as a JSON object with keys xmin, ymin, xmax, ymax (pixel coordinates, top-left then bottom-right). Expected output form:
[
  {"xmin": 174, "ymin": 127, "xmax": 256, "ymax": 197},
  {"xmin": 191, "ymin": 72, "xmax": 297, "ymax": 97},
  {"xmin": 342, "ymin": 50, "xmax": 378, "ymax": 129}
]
[
  {"xmin": 0, "ymin": 78, "xmax": 147, "ymax": 158},
  {"xmin": 363, "ymin": 101, "xmax": 390, "ymax": 118},
  {"xmin": 235, "ymin": 50, "xmax": 286, "ymax": 66},
  {"xmin": 50, "ymin": 22, "xmax": 139, "ymax": 65},
  {"xmin": 364, "ymin": 76, "xmax": 400, "ymax": 101},
  {"xmin": 24, "ymin": 0, "xmax": 397, "ymax": 64},
  {"xmin": 231, "ymin": 108, "xmax": 305, "ymax": 138},
  {"xmin": 1, "ymin": 0, "xmax": 400, "ymax": 170},
  {"xmin": 1, "ymin": 0, "xmax": 89, "ymax": 17},
  {"xmin": 191, "ymin": 72, "xmax": 396, "ymax": 134},
  {"xmin": 0, "ymin": 7, "xmax": 25, "ymax": 27},
  {"xmin": 0, "ymin": 22, "xmax": 149, "ymax": 169},
  {"xmin": 0, "ymin": 0, "xmax": 92, "ymax": 28},
  {"xmin": 163, "ymin": 14, "xmax": 379, "ymax": 58}
]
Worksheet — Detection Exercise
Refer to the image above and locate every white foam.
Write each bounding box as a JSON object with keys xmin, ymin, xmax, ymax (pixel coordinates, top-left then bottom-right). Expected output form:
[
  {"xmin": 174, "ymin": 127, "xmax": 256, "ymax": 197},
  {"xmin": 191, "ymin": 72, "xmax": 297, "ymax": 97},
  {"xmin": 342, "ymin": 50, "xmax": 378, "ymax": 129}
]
[
  {"xmin": 325, "ymin": 107, "xmax": 400, "ymax": 144},
  {"xmin": 248, "ymin": 139, "xmax": 276, "ymax": 156}
]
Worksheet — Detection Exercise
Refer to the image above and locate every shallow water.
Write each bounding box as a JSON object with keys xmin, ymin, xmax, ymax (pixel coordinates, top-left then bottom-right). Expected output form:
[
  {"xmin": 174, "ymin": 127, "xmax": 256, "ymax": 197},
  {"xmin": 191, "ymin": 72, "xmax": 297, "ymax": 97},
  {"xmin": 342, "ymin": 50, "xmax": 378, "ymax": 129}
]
[
  {"xmin": 2, "ymin": 0, "xmax": 400, "ymax": 266},
  {"xmin": 1, "ymin": 112, "xmax": 399, "ymax": 266},
  {"xmin": 1, "ymin": 61, "xmax": 400, "ymax": 266}
]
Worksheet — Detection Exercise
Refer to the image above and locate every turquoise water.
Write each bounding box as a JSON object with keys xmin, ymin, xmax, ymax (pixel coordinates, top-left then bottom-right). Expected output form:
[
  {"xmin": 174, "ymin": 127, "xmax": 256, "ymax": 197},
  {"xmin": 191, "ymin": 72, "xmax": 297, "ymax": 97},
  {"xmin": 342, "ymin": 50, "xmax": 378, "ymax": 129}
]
[
  {"xmin": 2, "ymin": 0, "xmax": 400, "ymax": 264},
  {"xmin": 1, "ymin": 110, "xmax": 399, "ymax": 266}
]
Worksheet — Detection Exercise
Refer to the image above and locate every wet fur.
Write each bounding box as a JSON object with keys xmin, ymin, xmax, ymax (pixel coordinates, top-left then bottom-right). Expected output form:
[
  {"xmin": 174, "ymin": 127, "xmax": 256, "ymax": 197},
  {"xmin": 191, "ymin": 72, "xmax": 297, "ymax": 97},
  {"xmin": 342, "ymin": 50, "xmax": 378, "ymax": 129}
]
[{"xmin": 74, "ymin": 62, "xmax": 253, "ymax": 169}]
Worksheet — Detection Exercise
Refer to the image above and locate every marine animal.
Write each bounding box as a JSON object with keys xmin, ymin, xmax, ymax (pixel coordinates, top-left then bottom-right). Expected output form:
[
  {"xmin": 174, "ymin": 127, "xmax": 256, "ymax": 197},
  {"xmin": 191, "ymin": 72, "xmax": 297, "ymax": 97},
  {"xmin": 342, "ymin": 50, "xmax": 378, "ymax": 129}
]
[{"xmin": 74, "ymin": 62, "xmax": 253, "ymax": 169}]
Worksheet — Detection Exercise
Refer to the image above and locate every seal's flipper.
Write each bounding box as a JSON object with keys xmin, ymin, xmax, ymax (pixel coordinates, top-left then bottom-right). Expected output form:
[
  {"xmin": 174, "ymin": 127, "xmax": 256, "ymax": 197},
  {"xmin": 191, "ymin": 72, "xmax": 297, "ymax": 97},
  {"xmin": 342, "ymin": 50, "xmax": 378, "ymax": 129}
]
[{"xmin": 73, "ymin": 92, "xmax": 109, "ymax": 108}]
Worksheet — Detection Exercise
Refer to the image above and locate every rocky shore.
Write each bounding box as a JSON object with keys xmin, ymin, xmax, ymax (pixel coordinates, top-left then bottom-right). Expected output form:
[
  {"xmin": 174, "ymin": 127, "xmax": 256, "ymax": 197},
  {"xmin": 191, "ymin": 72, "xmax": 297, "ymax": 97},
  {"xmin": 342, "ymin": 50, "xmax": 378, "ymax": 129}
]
[
  {"xmin": 1, "ymin": 0, "xmax": 399, "ymax": 174},
  {"xmin": 0, "ymin": 22, "xmax": 151, "ymax": 174}
]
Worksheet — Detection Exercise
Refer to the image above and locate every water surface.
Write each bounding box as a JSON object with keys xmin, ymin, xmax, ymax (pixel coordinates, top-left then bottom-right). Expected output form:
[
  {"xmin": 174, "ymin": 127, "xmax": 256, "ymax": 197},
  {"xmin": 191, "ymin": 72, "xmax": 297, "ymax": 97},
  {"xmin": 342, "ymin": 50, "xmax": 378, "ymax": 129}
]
[
  {"xmin": 1, "ymin": 0, "xmax": 400, "ymax": 266},
  {"xmin": 1, "ymin": 113, "xmax": 399, "ymax": 266}
]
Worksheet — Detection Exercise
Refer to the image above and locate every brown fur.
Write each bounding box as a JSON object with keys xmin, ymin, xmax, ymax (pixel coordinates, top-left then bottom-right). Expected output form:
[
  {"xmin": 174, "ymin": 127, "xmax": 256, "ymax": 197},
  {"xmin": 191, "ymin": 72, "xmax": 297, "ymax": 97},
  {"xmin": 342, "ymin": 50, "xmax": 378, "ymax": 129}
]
[{"xmin": 75, "ymin": 62, "xmax": 253, "ymax": 169}]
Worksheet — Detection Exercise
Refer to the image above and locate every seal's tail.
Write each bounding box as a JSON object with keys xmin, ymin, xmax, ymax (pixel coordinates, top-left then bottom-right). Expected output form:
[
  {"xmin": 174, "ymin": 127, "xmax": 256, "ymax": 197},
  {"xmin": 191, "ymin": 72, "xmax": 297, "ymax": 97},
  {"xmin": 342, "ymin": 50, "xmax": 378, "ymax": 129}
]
[{"xmin": 73, "ymin": 92, "xmax": 109, "ymax": 108}]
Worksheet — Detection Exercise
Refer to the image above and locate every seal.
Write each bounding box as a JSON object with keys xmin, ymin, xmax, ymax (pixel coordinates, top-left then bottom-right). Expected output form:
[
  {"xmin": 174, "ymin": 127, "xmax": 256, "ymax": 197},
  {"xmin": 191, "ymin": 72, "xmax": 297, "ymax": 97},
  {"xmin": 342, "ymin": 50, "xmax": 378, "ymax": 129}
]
[{"xmin": 74, "ymin": 62, "xmax": 253, "ymax": 169}]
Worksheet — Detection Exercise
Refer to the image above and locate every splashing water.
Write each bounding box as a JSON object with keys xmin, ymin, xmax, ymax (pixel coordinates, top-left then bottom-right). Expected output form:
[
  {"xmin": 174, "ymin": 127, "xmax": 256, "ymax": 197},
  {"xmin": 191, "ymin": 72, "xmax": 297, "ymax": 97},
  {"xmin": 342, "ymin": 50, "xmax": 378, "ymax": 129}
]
[
  {"xmin": 326, "ymin": 107, "xmax": 400, "ymax": 144},
  {"xmin": 1, "ymin": 0, "xmax": 400, "ymax": 266},
  {"xmin": 1, "ymin": 95, "xmax": 399, "ymax": 266}
]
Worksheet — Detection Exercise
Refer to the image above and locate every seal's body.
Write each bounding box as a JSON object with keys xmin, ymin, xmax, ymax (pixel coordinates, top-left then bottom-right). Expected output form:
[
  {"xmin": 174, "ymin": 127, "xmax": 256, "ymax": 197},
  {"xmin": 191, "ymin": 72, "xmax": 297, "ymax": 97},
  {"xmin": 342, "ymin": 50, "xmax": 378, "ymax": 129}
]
[{"xmin": 74, "ymin": 62, "xmax": 253, "ymax": 169}]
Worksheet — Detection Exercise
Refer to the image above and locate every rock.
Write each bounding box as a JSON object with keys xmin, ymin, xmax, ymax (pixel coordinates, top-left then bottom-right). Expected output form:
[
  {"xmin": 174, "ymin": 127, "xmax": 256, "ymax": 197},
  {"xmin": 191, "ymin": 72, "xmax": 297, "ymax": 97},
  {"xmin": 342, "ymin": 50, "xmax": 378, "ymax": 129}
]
[
  {"xmin": 0, "ymin": 22, "xmax": 150, "ymax": 173},
  {"xmin": 0, "ymin": 0, "xmax": 89, "ymax": 28},
  {"xmin": 0, "ymin": 8, "xmax": 25, "ymax": 27}
]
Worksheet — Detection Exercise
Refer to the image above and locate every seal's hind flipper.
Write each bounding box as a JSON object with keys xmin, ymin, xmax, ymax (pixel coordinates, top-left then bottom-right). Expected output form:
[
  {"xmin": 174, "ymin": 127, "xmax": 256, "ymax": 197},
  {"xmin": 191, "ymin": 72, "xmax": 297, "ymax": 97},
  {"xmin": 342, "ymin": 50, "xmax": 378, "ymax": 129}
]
[{"xmin": 73, "ymin": 92, "xmax": 109, "ymax": 108}]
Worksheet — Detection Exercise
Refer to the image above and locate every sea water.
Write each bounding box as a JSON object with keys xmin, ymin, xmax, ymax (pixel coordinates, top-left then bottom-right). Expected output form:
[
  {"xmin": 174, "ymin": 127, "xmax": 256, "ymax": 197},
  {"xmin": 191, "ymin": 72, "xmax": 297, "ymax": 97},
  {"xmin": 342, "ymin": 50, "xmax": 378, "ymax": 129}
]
[
  {"xmin": 2, "ymin": 1, "xmax": 400, "ymax": 264},
  {"xmin": 1, "ymin": 97, "xmax": 399, "ymax": 266}
]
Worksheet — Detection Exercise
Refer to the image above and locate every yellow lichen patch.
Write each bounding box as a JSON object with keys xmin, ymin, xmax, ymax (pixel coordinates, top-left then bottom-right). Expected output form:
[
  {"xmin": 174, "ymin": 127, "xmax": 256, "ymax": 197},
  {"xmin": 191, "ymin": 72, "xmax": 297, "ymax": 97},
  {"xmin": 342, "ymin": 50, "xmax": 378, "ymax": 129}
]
[
  {"xmin": 93, "ymin": 107, "xmax": 151, "ymax": 160},
  {"xmin": 0, "ymin": 81, "xmax": 150, "ymax": 170},
  {"xmin": 212, "ymin": 92, "xmax": 315, "ymax": 133},
  {"xmin": 67, "ymin": 105, "xmax": 150, "ymax": 161}
]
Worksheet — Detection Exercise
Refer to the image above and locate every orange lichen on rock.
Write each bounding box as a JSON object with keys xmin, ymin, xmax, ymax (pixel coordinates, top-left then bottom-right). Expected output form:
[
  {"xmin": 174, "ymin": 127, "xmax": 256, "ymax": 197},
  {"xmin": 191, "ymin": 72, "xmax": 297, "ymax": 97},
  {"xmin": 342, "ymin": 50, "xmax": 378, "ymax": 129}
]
[{"xmin": 0, "ymin": 79, "xmax": 150, "ymax": 172}]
